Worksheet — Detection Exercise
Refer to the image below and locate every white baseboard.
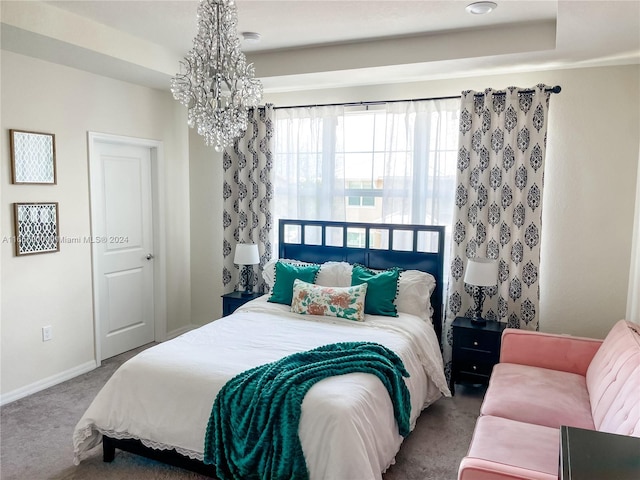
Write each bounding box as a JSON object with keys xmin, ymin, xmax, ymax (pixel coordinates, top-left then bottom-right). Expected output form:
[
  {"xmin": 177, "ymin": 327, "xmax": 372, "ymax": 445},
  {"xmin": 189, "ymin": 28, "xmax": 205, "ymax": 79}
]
[
  {"xmin": 0, "ymin": 360, "xmax": 97, "ymax": 406},
  {"xmin": 165, "ymin": 323, "xmax": 198, "ymax": 340},
  {"xmin": 1, "ymin": 327, "xmax": 199, "ymax": 406}
]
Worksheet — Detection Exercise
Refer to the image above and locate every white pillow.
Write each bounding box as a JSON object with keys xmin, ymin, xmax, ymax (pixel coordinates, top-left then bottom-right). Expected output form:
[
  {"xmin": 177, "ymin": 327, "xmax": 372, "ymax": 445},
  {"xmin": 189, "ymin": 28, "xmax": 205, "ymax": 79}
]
[
  {"xmin": 395, "ymin": 270, "xmax": 437, "ymax": 322},
  {"xmin": 315, "ymin": 261, "xmax": 353, "ymax": 287},
  {"xmin": 262, "ymin": 259, "xmax": 352, "ymax": 291}
]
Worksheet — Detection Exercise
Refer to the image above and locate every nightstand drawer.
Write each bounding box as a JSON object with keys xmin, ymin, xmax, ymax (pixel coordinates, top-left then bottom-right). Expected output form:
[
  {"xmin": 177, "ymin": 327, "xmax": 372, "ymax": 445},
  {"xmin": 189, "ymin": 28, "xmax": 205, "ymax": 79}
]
[
  {"xmin": 456, "ymin": 358, "xmax": 495, "ymax": 377},
  {"xmin": 454, "ymin": 346, "xmax": 497, "ymax": 364},
  {"xmin": 456, "ymin": 370, "xmax": 492, "ymax": 385},
  {"xmin": 456, "ymin": 329, "xmax": 500, "ymax": 353}
]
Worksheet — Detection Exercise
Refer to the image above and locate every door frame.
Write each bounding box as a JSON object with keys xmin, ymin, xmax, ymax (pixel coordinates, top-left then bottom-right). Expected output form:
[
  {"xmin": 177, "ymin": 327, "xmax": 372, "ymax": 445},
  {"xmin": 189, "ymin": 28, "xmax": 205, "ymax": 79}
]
[{"xmin": 87, "ymin": 132, "xmax": 167, "ymax": 366}]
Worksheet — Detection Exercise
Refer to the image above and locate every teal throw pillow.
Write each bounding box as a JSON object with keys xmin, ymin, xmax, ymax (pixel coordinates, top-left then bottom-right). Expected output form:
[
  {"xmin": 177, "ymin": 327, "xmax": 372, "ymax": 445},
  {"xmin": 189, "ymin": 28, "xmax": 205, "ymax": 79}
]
[
  {"xmin": 351, "ymin": 264, "xmax": 401, "ymax": 317},
  {"xmin": 268, "ymin": 261, "xmax": 321, "ymax": 306}
]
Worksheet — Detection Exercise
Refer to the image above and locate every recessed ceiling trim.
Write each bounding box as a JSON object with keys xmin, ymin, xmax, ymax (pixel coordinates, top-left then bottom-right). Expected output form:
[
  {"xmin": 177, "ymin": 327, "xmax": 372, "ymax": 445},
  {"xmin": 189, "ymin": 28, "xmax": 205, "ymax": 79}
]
[
  {"xmin": 1, "ymin": 24, "xmax": 172, "ymax": 91},
  {"xmin": 248, "ymin": 21, "xmax": 557, "ymax": 79},
  {"xmin": 2, "ymin": 0, "xmax": 178, "ymax": 76}
]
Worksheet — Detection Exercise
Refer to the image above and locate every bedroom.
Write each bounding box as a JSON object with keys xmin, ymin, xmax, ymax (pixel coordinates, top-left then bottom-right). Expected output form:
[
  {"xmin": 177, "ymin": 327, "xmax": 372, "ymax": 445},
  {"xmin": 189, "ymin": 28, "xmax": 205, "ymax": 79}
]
[{"xmin": 1, "ymin": 0, "xmax": 639, "ymax": 478}]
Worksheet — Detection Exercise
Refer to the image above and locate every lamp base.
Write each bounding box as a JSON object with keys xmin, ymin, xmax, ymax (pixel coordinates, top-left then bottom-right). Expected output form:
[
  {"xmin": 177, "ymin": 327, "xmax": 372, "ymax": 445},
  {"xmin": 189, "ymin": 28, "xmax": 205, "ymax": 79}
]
[
  {"xmin": 239, "ymin": 265, "xmax": 254, "ymax": 297},
  {"xmin": 470, "ymin": 285, "xmax": 487, "ymax": 326}
]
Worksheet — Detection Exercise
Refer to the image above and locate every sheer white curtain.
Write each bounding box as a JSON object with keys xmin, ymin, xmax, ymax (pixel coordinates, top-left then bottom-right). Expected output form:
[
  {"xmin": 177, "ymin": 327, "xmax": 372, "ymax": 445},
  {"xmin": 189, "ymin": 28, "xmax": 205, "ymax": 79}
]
[
  {"xmin": 379, "ymin": 100, "xmax": 459, "ymax": 253},
  {"xmin": 274, "ymin": 105, "xmax": 346, "ymax": 223},
  {"xmin": 275, "ymin": 98, "xmax": 459, "ymax": 257}
]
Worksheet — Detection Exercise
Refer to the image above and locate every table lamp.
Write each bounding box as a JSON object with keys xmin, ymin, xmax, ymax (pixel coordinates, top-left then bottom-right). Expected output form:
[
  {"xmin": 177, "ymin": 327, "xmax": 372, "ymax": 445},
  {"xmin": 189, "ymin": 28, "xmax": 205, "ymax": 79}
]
[
  {"xmin": 464, "ymin": 257, "xmax": 498, "ymax": 325},
  {"xmin": 234, "ymin": 243, "xmax": 260, "ymax": 296}
]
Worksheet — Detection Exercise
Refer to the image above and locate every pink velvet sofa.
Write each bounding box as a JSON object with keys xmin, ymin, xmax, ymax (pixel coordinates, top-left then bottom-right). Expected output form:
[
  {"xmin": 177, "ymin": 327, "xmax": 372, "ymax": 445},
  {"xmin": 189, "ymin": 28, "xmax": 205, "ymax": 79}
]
[{"xmin": 458, "ymin": 319, "xmax": 640, "ymax": 480}]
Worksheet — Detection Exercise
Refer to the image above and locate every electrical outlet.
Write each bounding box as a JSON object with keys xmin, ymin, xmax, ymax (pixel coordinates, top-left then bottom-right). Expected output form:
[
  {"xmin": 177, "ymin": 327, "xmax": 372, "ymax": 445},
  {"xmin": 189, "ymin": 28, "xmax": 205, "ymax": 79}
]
[{"xmin": 42, "ymin": 325, "xmax": 53, "ymax": 342}]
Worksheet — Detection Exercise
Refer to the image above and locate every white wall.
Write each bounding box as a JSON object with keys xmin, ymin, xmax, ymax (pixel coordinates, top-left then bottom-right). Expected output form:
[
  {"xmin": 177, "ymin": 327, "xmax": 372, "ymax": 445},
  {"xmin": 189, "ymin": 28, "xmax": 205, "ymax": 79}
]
[
  {"xmin": 1, "ymin": 51, "xmax": 192, "ymax": 399},
  {"xmin": 627, "ymin": 149, "xmax": 640, "ymax": 324},
  {"xmin": 189, "ymin": 130, "xmax": 224, "ymax": 324},
  {"xmin": 537, "ymin": 66, "xmax": 638, "ymax": 338},
  {"xmin": 191, "ymin": 64, "xmax": 639, "ymax": 341}
]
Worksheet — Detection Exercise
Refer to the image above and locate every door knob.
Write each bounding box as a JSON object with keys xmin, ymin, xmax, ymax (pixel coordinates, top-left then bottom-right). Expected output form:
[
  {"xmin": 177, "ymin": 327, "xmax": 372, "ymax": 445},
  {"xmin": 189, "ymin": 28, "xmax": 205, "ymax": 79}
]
[{"xmin": 146, "ymin": 253, "xmax": 154, "ymax": 260}]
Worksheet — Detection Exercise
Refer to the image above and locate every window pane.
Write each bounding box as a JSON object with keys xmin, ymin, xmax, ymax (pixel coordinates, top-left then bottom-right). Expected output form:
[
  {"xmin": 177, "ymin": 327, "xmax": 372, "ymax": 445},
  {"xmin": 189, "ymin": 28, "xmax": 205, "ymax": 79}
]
[
  {"xmin": 343, "ymin": 113, "xmax": 374, "ymax": 152},
  {"xmin": 417, "ymin": 231, "xmax": 440, "ymax": 253},
  {"xmin": 284, "ymin": 224, "xmax": 301, "ymax": 244},
  {"xmin": 373, "ymin": 111, "xmax": 387, "ymax": 151},
  {"xmin": 304, "ymin": 225, "xmax": 322, "ymax": 245},
  {"xmin": 373, "ymin": 152, "xmax": 385, "ymax": 182},
  {"xmin": 346, "ymin": 228, "xmax": 366, "ymax": 248},
  {"xmin": 392, "ymin": 230, "xmax": 413, "ymax": 251},
  {"xmin": 344, "ymin": 152, "xmax": 373, "ymax": 179},
  {"xmin": 369, "ymin": 228, "xmax": 389, "ymax": 249},
  {"xmin": 326, "ymin": 227, "xmax": 343, "ymax": 247}
]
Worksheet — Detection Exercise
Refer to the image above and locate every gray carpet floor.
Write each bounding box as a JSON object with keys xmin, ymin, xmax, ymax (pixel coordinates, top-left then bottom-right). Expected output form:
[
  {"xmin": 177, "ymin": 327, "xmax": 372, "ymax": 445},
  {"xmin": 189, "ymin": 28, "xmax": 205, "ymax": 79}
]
[{"xmin": 1, "ymin": 344, "xmax": 484, "ymax": 480}]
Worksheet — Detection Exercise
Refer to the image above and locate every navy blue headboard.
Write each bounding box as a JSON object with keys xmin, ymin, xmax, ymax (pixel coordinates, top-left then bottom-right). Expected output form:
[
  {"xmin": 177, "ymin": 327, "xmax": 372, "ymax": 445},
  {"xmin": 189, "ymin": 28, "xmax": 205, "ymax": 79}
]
[{"xmin": 278, "ymin": 219, "xmax": 446, "ymax": 345}]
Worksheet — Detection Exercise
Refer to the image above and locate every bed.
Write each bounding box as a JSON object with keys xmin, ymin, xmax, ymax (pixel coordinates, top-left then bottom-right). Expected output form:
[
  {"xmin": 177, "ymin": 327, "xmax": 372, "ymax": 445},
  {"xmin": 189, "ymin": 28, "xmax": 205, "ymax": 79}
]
[{"xmin": 73, "ymin": 219, "xmax": 450, "ymax": 479}]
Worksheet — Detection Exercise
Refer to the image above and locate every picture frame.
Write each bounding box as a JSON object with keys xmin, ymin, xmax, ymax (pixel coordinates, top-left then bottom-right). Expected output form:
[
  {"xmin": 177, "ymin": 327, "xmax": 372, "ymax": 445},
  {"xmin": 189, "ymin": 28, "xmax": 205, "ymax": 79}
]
[
  {"xmin": 10, "ymin": 129, "xmax": 57, "ymax": 184},
  {"xmin": 13, "ymin": 203, "xmax": 60, "ymax": 256}
]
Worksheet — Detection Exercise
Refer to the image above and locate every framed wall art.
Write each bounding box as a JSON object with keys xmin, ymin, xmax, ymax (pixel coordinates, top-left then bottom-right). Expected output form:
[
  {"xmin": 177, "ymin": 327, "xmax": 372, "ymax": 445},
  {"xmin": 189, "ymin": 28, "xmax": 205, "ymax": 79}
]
[
  {"xmin": 10, "ymin": 129, "xmax": 57, "ymax": 184},
  {"xmin": 13, "ymin": 203, "xmax": 60, "ymax": 256}
]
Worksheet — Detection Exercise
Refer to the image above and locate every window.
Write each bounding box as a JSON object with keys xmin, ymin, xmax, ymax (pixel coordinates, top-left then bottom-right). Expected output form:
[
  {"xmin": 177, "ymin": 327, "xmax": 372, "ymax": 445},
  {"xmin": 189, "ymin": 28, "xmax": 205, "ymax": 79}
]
[{"xmin": 274, "ymin": 99, "xmax": 460, "ymax": 259}]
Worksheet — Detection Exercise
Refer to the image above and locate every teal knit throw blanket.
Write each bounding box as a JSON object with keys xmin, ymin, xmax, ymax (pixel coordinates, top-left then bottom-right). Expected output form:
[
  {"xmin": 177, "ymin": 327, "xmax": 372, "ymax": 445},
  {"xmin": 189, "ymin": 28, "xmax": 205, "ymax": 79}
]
[{"xmin": 203, "ymin": 341, "xmax": 411, "ymax": 480}]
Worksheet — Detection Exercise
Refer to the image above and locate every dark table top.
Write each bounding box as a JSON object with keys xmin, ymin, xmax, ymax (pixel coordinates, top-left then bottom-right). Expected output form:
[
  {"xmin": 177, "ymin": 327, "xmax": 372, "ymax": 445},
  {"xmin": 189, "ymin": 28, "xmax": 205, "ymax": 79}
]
[{"xmin": 560, "ymin": 426, "xmax": 640, "ymax": 480}]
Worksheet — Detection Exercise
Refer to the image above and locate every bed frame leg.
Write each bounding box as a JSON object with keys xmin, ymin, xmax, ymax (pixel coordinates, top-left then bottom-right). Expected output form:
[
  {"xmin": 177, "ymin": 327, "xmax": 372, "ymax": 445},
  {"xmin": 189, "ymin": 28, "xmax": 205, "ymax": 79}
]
[{"xmin": 103, "ymin": 436, "xmax": 115, "ymax": 462}]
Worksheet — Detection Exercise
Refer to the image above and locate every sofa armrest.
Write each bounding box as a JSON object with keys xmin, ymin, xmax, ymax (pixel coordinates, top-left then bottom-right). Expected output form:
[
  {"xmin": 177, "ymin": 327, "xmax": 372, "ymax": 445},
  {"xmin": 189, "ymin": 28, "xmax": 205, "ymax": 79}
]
[
  {"xmin": 458, "ymin": 457, "xmax": 557, "ymax": 480},
  {"xmin": 500, "ymin": 329, "xmax": 603, "ymax": 376}
]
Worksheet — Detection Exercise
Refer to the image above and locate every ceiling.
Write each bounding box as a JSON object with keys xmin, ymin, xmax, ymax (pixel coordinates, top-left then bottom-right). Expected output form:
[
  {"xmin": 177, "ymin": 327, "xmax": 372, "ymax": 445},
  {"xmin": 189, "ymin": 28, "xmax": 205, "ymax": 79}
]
[
  {"xmin": 44, "ymin": 0, "xmax": 559, "ymax": 54},
  {"xmin": 1, "ymin": 1, "xmax": 639, "ymax": 92}
]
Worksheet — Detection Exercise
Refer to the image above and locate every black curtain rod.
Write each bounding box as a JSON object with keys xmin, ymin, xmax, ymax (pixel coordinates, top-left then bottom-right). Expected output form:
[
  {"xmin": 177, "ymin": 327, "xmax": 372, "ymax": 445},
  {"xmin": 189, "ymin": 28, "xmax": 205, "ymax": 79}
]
[{"xmin": 273, "ymin": 85, "xmax": 561, "ymax": 110}]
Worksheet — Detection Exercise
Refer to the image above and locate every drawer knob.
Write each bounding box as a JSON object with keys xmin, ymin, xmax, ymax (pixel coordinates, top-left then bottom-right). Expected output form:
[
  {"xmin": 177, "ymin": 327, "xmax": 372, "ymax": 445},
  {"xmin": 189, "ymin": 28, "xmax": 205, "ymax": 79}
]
[{"xmin": 473, "ymin": 341, "xmax": 479, "ymax": 346}]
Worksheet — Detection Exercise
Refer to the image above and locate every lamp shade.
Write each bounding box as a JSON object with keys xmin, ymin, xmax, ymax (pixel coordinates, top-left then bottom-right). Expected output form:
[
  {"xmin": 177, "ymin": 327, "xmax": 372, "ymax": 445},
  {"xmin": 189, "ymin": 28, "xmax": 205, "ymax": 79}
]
[
  {"xmin": 464, "ymin": 258, "xmax": 498, "ymax": 287},
  {"xmin": 234, "ymin": 243, "xmax": 260, "ymax": 265}
]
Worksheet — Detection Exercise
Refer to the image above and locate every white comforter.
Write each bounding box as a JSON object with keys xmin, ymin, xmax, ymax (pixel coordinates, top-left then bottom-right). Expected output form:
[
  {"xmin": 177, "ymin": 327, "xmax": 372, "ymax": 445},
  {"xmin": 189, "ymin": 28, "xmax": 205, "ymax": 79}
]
[{"xmin": 73, "ymin": 297, "xmax": 450, "ymax": 480}]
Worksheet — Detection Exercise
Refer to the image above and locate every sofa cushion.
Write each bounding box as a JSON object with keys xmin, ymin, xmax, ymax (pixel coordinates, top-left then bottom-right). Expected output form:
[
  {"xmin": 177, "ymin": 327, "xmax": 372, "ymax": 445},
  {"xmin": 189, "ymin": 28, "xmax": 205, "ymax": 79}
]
[
  {"xmin": 481, "ymin": 363, "xmax": 595, "ymax": 430},
  {"xmin": 586, "ymin": 320, "xmax": 640, "ymax": 437},
  {"xmin": 458, "ymin": 415, "xmax": 559, "ymax": 480}
]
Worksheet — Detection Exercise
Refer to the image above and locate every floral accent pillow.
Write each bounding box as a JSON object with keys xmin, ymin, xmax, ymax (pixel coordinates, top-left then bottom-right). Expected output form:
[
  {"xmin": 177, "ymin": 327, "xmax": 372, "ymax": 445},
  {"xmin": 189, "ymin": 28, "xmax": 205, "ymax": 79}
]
[{"xmin": 291, "ymin": 279, "xmax": 368, "ymax": 322}]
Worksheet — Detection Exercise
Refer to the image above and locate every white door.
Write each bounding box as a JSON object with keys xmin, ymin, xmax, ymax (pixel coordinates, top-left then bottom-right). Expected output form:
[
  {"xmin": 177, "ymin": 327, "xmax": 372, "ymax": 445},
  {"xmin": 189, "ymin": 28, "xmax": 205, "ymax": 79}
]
[{"xmin": 91, "ymin": 140, "xmax": 155, "ymax": 360}]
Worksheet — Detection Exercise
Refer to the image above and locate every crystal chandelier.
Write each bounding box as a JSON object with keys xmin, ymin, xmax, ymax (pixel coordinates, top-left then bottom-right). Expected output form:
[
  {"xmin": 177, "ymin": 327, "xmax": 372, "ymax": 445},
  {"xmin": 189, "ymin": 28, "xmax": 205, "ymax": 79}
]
[{"xmin": 171, "ymin": 0, "xmax": 263, "ymax": 151}]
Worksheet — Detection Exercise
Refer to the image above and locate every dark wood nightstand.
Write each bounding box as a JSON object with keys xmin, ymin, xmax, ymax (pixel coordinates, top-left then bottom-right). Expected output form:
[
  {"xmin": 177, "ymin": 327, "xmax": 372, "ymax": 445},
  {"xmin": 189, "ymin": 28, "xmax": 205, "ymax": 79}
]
[
  {"xmin": 451, "ymin": 316, "xmax": 506, "ymax": 394},
  {"xmin": 222, "ymin": 291, "xmax": 263, "ymax": 316}
]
